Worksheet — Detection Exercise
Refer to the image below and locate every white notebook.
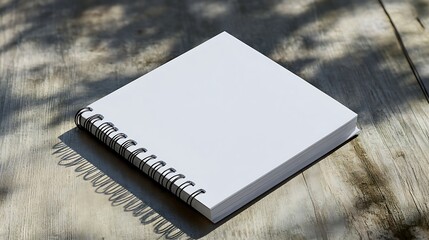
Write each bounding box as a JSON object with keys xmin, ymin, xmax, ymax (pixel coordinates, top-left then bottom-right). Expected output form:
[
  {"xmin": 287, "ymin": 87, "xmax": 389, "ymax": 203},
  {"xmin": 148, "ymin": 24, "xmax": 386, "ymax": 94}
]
[{"xmin": 75, "ymin": 32, "xmax": 359, "ymax": 223}]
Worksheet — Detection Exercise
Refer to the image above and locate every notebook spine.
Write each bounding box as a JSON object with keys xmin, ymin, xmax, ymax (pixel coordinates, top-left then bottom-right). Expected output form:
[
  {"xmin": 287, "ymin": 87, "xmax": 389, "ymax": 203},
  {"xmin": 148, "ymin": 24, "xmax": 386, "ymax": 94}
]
[{"xmin": 74, "ymin": 107, "xmax": 206, "ymax": 206}]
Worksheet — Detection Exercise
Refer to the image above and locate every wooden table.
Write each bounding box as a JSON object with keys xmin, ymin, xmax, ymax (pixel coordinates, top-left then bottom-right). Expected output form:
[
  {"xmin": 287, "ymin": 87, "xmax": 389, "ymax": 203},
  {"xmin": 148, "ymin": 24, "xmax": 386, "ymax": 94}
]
[{"xmin": 1, "ymin": 0, "xmax": 429, "ymax": 239}]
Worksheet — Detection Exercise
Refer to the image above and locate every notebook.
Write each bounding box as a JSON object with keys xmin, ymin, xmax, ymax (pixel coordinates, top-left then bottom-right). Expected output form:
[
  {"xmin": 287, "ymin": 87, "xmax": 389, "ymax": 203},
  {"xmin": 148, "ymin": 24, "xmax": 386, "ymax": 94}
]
[{"xmin": 74, "ymin": 32, "xmax": 359, "ymax": 223}]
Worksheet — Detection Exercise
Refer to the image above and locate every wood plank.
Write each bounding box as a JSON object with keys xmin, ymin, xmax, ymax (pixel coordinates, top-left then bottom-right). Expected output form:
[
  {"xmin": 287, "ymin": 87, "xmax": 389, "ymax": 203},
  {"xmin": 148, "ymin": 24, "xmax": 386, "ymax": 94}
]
[
  {"xmin": 380, "ymin": 0, "xmax": 429, "ymax": 100},
  {"xmin": 268, "ymin": 0, "xmax": 429, "ymax": 238},
  {"xmin": 1, "ymin": 0, "xmax": 429, "ymax": 239}
]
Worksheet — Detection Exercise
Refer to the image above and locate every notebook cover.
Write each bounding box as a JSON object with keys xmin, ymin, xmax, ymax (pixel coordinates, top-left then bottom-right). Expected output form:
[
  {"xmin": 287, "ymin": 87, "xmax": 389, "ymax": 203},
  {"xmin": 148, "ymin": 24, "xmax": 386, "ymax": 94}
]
[{"xmin": 78, "ymin": 32, "xmax": 358, "ymax": 222}]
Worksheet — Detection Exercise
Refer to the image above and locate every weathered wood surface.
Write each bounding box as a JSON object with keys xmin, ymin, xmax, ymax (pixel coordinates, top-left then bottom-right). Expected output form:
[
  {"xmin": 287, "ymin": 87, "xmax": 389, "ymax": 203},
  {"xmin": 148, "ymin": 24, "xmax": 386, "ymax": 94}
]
[
  {"xmin": 1, "ymin": 0, "xmax": 429, "ymax": 239},
  {"xmin": 380, "ymin": 0, "xmax": 429, "ymax": 99}
]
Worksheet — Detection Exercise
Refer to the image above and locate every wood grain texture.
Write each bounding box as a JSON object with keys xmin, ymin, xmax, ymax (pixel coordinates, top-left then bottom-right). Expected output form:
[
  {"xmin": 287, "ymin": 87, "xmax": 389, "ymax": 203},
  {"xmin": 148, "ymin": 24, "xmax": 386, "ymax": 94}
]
[
  {"xmin": 379, "ymin": 0, "xmax": 429, "ymax": 100},
  {"xmin": 1, "ymin": 0, "xmax": 429, "ymax": 239}
]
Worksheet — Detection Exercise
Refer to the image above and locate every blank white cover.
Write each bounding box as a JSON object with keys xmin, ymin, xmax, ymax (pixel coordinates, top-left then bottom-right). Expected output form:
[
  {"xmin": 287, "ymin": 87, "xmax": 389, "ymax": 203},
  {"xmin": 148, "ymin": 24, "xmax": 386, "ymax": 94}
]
[{"xmin": 86, "ymin": 32, "xmax": 357, "ymax": 216}]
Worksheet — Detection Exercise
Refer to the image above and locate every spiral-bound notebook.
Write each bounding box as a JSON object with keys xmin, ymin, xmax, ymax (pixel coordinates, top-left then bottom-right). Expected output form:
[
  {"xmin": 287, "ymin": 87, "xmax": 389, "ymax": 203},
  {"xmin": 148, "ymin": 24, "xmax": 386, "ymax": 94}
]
[{"xmin": 75, "ymin": 32, "xmax": 359, "ymax": 223}]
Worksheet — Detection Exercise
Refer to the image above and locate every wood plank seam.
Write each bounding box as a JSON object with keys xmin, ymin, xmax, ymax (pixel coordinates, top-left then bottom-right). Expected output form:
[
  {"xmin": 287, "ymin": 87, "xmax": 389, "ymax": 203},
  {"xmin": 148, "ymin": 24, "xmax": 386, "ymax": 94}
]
[
  {"xmin": 416, "ymin": 17, "xmax": 425, "ymax": 29},
  {"xmin": 378, "ymin": 0, "xmax": 429, "ymax": 102}
]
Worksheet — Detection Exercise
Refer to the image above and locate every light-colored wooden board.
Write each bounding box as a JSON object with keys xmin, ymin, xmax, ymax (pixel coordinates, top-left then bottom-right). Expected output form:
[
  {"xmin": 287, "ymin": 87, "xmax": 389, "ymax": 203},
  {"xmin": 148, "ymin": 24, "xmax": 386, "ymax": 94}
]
[
  {"xmin": 379, "ymin": 0, "xmax": 429, "ymax": 99},
  {"xmin": 1, "ymin": 0, "xmax": 429, "ymax": 239}
]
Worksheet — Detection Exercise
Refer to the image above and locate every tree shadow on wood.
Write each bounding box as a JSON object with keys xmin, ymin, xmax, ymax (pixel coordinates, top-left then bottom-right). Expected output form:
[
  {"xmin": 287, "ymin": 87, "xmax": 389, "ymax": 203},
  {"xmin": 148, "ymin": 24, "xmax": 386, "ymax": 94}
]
[
  {"xmin": 332, "ymin": 139, "xmax": 429, "ymax": 238},
  {"xmin": 1, "ymin": 0, "xmax": 427, "ymax": 138},
  {"xmin": 1, "ymin": 0, "xmax": 428, "ymax": 238},
  {"xmin": 54, "ymin": 127, "xmax": 359, "ymax": 239}
]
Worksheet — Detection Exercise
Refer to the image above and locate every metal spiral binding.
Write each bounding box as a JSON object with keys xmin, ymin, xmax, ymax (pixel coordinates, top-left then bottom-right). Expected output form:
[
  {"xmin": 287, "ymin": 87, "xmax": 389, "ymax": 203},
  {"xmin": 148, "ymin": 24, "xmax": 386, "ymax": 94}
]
[
  {"xmin": 176, "ymin": 181, "xmax": 195, "ymax": 198},
  {"xmin": 167, "ymin": 174, "xmax": 186, "ymax": 191},
  {"xmin": 98, "ymin": 122, "xmax": 118, "ymax": 143},
  {"xmin": 187, "ymin": 189, "xmax": 206, "ymax": 206},
  {"xmin": 74, "ymin": 107, "xmax": 93, "ymax": 129},
  {"xmin": 119, "ymin": 139, "xmax": 137, "ymax": 157},
  {"xmin": 138, "ymin": 154, "xmax": 157, "ymax": 172},
  {"xmin": 109, "ymin": 133, "xmax": 127, "ymax": 150},
  {"xmin": 148, "ymin": 161, "xmax": 166, "ymax": 179},
  {"xmin": 158, "ymin": 168, "xmax": 176, "ymax": 187},
  {"xmin": 75, "ymin": 107, "xmax": 206, "ymax": 207},
  {"xmin": 129, "ymin": 148, "xmax": 147, "ymax": 165},
  {"xmin": 83, "ymin": 114, "xmax": 104, "ymax": 130}
]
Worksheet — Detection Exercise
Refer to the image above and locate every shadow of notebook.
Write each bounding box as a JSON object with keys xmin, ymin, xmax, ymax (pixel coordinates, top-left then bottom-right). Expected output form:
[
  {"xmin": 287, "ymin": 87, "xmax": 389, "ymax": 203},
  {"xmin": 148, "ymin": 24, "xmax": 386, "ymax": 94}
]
[{"xmin": 57, "ymin": 129, "xmax": 218, "ymax": 239}]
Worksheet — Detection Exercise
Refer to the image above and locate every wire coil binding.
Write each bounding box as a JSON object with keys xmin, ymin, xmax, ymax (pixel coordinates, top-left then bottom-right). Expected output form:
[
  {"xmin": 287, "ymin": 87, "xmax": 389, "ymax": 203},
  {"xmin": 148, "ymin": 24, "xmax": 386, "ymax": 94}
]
[{"xmin": 75, "ymin": 107, "xmax": 206, "ymax": 206}]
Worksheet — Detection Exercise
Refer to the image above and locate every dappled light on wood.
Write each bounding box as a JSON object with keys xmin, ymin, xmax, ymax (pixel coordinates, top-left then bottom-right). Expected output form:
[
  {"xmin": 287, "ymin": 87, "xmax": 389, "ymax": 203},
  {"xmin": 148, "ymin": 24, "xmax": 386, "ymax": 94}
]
[{"xmin": 0, "ymin": 0, "xmax": 429, "ymax": 239}]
